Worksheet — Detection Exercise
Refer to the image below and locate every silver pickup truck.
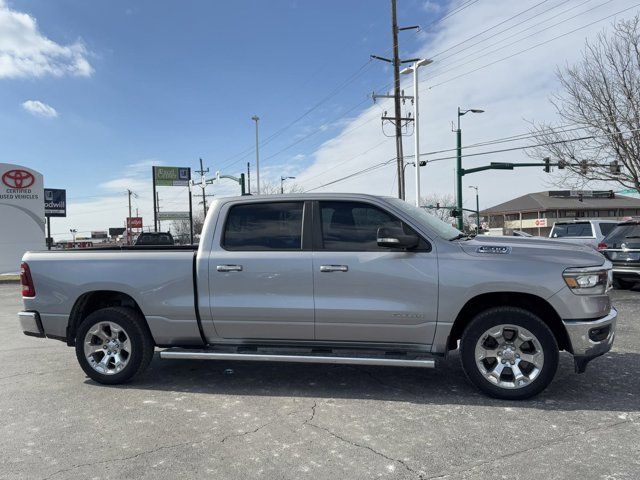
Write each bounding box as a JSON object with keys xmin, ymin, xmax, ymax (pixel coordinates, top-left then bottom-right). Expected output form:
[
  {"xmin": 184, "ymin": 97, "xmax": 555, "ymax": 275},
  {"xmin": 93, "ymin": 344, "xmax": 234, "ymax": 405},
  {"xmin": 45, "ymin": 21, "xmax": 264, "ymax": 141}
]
[{"xmin": 18, "ymin": 194, "xmax": 617, "ymax": 400}]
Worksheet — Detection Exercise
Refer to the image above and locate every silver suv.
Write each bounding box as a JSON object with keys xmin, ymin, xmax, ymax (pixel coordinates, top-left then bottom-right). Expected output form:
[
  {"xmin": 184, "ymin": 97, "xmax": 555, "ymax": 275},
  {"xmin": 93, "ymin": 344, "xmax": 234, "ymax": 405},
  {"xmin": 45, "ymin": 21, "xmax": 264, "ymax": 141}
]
[{"xmin": 549, "ymin": 220, "xmax": 618, "ymax": 249}]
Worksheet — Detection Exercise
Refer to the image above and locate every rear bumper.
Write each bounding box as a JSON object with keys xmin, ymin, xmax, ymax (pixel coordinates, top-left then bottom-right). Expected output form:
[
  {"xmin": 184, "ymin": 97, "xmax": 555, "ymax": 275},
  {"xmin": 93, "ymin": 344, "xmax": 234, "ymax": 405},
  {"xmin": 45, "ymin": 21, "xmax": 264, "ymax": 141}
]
[
  {"xmin": 19, "ymin": 311, "xmax": 45, "ymax": 338},
  {"xmin": 563, "ymin": 307, "xmax": 616, "ymax": 373}
]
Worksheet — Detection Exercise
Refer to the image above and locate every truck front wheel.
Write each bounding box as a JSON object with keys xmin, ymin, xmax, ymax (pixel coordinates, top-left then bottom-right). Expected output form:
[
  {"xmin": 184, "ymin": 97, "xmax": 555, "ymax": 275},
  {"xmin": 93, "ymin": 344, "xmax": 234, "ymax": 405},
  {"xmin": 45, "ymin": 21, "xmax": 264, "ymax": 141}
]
[
  {"xmin": 460, "ymin": 307, "xmax": 559, "ymax": 400},
  {"xmin": 75, "ymin": 307, "xmax": 155, "ymax": 384}
]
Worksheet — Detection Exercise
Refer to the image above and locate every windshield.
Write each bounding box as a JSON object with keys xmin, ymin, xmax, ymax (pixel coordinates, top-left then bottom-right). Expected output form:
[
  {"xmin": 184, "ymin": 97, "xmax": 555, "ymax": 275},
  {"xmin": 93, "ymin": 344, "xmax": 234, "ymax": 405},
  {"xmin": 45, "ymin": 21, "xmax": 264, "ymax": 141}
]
[
  {"xmin": 604, "ymin": 223, "xmax": 640, "ymax": 248},
  {"xmin": 550, "ymin": 222, "xmax": 593, "ymax": 238},
  {"xmin": 386, "ymin": 198, "xmax": 462, "ymax": 240}
]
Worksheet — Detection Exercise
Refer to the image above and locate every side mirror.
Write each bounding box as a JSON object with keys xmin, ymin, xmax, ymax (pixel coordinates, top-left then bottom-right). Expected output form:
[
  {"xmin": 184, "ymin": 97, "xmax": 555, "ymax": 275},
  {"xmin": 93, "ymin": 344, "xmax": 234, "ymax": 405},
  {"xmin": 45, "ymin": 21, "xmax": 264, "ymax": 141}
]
[{"xmin": 377, "ymin": 227, "xmax": 419, "ymax": 249}]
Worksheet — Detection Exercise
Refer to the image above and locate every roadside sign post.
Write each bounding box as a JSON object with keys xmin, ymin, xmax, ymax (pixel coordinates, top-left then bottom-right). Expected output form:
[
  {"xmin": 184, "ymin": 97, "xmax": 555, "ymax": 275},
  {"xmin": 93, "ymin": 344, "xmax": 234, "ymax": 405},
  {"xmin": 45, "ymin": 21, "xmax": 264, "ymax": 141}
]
[
  {"xmin": 152, "ymin": 166, "xmax": 193, "ymax": 243},
  {"xmin": 44, "ymin": 188, "xmax": 66, "ymax": 250},
  {"xmin": 188, "ymin": 185, "xmax": 194, "ymax": 245},
  {"xmin": 152, "ymin": 166, "xmax": 158, "ymax": 232}
]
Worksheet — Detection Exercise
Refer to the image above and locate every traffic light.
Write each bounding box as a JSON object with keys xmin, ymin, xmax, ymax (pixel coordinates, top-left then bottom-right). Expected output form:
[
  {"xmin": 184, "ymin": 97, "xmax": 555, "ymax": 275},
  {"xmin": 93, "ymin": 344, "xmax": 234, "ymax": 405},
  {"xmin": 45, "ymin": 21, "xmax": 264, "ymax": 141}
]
[
  {"xmin": 557, "ymin": 159, "xmax": 566, "ymax": 169},
  {"xmin": 419, "ymin": 160, "xmax": 427, "ymax": 167},
  {"xmin": 450, "ymin": 208, "xmax": 460, "ymax": 218},
  {"xmin": 543, "ymin": 157, "xmax": 551, "ymax": 173}
]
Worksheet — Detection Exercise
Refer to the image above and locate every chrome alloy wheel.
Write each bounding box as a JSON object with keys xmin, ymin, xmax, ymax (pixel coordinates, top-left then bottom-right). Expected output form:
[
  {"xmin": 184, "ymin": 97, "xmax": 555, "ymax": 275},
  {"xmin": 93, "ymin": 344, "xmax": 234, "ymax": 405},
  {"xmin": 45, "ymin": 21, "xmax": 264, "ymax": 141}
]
[
  {"xmin": 474, "ymin": 324, "xmax": 544, "ymax": 389},
  {"xmin": 83, "ymin": 321, "xmax": 132, "ymax": 375}
]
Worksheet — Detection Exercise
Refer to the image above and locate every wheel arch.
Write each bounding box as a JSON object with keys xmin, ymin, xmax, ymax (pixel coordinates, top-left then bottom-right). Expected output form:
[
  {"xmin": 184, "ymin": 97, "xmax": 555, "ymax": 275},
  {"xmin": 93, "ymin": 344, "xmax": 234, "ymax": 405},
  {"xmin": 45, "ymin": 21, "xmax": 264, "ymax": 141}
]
[
  {"xmin": 447, "ymin": 292, "xmax": 570, "ymax": 353},
  {"xmin": 67, "ymin": 290, "xmax": 152, "ymax": 346}
]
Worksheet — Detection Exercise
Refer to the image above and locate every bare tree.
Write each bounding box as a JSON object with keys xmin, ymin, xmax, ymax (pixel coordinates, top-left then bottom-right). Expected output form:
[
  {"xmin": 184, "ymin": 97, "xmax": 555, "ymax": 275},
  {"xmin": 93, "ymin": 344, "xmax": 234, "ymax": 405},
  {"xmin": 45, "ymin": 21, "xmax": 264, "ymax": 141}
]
[
  {"xmin": 253, "ymin": 181, "xmax": 304, "ymax": 195},
  {"xmin": 171, "ymin": 212, "xmax": 205, "ymax": 243},
  {"xmin": 421, "ymin": 193, "xmax": 455, "ymax": 222},
  {"xmin": 530, "ymin": 15, "xmax": 640, "ymax": 191},
  {"xmin": 421, "ymin": 193, "xmax": 474, "ymax": 230}
]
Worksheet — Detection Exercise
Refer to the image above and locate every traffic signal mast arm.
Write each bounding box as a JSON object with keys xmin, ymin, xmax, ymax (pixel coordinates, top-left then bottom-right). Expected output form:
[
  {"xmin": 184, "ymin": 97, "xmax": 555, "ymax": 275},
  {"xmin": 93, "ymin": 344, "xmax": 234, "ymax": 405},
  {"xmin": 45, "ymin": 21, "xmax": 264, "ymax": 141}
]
[{"xmin": 460, "ymin": 161, "xmax": 561, "ymax": 176}]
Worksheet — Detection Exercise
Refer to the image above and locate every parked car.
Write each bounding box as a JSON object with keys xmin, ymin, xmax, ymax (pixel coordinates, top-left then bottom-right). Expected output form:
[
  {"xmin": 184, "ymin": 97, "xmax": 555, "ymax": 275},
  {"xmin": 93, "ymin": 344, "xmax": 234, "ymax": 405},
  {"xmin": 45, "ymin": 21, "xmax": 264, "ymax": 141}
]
[
  {"xmin": 19, "ymin": 194, "xmax": 616, "ymax": 400},
  {"xmin": 134, "ymin": 232, "xmax": 174, "ymax": 246},
  {"xmin": 599, "ymin": 219, "xmax": 640, "ymax": 289},
  {"xmin": 549, "ymin": 219, "xmax": 618, "ymax": 249}
]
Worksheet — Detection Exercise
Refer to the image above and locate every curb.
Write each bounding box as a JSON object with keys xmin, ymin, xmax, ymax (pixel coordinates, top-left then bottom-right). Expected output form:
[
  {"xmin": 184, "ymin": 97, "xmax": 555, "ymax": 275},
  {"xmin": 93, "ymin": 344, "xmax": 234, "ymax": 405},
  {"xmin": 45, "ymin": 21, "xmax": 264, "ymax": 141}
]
[{"xmin": 0, "ymin": 276, "xmax": 20, "ymax": 284}]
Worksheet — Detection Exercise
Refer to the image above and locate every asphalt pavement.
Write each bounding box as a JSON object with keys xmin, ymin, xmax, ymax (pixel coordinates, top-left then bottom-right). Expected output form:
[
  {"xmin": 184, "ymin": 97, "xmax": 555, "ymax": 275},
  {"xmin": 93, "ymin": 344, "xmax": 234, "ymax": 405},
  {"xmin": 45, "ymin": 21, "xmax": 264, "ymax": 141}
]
[{"xmin": 1, "ymin": 283, "xmax": 638, "ymax": 480}]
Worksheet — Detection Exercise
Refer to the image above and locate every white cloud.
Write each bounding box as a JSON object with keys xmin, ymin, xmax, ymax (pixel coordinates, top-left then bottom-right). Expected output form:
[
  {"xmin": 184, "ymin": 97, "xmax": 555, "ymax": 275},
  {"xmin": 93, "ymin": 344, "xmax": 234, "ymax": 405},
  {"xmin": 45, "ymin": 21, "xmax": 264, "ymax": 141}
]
[
  {"xmin": 21, "ymin": 99, "xmax": 57, "ymax": 118},
  {"xmin": 0, "ymin": 0, "xmax": 93, "ymax": 79},
  {"xmin": 423, "ymin": 1, "xmax": 441, "ymax": 13},
  {"xmin": 293, "ymin": 0, "xmax": 640, "ymax": 210}
]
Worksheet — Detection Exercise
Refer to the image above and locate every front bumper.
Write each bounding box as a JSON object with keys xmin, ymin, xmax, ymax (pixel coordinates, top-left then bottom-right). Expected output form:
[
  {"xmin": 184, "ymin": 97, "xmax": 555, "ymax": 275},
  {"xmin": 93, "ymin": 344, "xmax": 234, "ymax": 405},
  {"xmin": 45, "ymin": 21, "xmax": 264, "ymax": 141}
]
[
  {"xmin": 612, "ymin": 266, "xmax": 640, "ymax": 278},
  {"xmin": 563, "ymin": 307, "xmax": 617, "ymax": 373},
  {"xmin": 18, "ymin": 311, "xmax": 45, "ymax": 338}
]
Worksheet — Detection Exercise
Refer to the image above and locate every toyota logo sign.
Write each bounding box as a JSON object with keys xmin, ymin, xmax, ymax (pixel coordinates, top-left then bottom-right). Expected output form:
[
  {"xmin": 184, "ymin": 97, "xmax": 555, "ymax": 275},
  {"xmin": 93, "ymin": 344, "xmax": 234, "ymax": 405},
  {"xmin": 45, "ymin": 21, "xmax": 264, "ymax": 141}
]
[{"xmin": 2, "ymin": 169, "xmax": 35, "ymax": 189}]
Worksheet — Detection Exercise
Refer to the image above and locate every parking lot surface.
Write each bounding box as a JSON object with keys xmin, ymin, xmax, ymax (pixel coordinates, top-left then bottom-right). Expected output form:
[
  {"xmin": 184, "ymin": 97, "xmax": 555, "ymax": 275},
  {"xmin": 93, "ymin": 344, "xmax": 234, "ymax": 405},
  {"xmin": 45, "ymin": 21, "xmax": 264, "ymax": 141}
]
[{"xmin": 1, "ymin": 283, "xmax": 639, "ymax": 480}]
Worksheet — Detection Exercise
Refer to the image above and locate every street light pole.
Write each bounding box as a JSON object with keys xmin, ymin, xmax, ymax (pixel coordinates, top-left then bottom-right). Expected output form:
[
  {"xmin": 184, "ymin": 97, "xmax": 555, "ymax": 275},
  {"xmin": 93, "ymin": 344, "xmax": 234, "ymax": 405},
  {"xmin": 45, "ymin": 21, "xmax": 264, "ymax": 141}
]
[
  {"xmin": 469, "ymin": 185, "xmax": 480, "ymax": 234},
  {"xmin": 251, "ymin": 115, "xmax": 261, "ymax": 194},
  {"xmin": 455, "ymin": 107, "xmax": 484, "ymax": 230},
  {"xmin": 401, "ymin": 58, "xmax": 432, "ymax": 207},
  {"xmin": 280, "ymin": 176, "xmax": 295, "ymax": 194}
]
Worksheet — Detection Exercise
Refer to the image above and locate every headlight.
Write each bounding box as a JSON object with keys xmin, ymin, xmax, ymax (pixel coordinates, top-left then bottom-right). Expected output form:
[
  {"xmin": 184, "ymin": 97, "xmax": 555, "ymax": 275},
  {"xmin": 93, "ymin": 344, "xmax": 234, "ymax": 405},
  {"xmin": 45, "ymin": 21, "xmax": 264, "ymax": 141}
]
[{"xmin": 563, "ymin": 266, "xmax": 611, "ymax": 295}]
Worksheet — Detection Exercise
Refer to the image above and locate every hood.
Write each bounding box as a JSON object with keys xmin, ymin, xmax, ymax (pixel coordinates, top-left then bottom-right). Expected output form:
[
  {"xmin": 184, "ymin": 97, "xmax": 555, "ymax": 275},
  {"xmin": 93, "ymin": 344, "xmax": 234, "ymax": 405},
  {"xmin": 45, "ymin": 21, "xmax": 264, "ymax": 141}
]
[{"xmin": 458, "ymin": 235, "xmax": 606, "ymax": 268}]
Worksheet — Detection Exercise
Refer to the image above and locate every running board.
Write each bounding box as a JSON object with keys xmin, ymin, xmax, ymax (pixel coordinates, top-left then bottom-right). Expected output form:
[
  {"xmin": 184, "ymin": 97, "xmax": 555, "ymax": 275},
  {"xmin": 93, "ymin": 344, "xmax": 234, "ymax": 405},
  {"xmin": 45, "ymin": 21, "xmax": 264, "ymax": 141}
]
[{"xmin": 160, "ymin": 349, "xmax": 435, "ymax": 368}]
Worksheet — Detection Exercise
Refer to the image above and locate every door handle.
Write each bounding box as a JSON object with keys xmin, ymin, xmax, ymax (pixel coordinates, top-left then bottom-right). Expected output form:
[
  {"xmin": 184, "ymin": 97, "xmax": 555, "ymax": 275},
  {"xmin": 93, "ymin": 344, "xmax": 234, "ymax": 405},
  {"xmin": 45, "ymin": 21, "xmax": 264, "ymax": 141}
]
[
  {"xmin": 320, "ymin": 265, "xmax": 348, "ymax": 273},
  {"xmin": 217, "ymin": 264, "xmax": 243, "ymax": 272}
]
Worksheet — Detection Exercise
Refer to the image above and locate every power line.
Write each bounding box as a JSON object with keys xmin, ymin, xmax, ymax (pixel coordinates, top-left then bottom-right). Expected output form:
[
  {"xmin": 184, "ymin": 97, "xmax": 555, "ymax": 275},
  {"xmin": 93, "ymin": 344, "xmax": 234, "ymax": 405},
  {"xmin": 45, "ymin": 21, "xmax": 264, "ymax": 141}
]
[
  {"xmin": 296, "ymin": 122, "xmax": 600, "ymax": 191},
  {"xmin": 421, "ymin": 0, "xmax": 480, "ymax": 31},
  {"xmin": 306, "ymin": 125, "xmax": 640, "ymax": 191},
  {"xmin": 431, "ymin": 0, "xmax": 556, "ymax": 59},
  {"xmin": 427, "ymin": 2, "xmax": 640, "ymax": 89},
  {"xmin": 426, "ymin": 0, "xmax": 610, "ymax": 79},
  {"xmin": 216, "ymin": 0, "xmax": 480, "ymax": 174},
  {"xmin": 297, "ymin": 138, "xmax": 390, "ymax": 187}
]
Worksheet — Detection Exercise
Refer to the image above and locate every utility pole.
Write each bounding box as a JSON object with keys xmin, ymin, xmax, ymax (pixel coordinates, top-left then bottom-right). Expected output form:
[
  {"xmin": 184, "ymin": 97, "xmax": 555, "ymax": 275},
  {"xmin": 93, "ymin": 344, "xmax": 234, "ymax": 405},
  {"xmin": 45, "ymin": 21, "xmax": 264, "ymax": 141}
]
[
  {"xmin": 469, "ymin": 185, "xmax": 480, "ymax": 234},
  {"xmin": 390, "ymin": 0, "xmax": 404, "ymax": 200},
  {"xmin": 252, "ymin": 115, "xmax": 261, "ymax": 194},
  {"xmin": 195, "ymin": 158, "xmax": 210, "ymax": 217},
  {"xmin": 247, "ymin": 162, "xmax": 251, "ymax": 194},
  {"xmin": 372, "ymin": 0, "xmax": 420, "ymax": 200},
  {"xmin": 127, "ymin": 189, "xmax": 133, "ymax": 245}
]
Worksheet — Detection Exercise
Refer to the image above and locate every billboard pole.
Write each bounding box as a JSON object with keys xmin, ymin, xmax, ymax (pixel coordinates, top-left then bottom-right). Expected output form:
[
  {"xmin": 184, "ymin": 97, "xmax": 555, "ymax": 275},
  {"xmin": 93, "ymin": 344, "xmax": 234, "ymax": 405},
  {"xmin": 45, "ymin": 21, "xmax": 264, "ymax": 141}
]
[
  {"xmin": 152, "ymin": 166, "xmax": 158, "ymax": 232},
  {"xmin": 188, "ymin": 176, "xmax": 194, "ymax": 245},
  {"xmin": 46, "ymin": 216, "xmax": 51, "ymax": 250}
]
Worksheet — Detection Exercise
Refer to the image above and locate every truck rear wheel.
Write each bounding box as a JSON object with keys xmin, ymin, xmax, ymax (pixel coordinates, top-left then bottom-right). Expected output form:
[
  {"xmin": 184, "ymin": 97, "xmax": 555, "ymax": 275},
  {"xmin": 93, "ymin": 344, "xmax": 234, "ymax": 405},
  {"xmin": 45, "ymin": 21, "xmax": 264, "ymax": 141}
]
[
  {"xmin": 75, "ymin": 307, "xmax": 154, "ymax": 384},
  {"xmin": 460, "ymin": 307, "xmax": 558, "ymax": 400}
]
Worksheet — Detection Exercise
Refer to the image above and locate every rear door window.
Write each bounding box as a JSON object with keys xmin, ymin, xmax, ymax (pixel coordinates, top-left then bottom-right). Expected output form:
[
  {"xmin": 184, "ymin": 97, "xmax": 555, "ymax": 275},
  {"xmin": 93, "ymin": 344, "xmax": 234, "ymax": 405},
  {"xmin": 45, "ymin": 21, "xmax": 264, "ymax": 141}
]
[
  {"xmin": 223, "ymin": 202, "xmax": 303, "ymax": 251},
  {"xmin": 599, "ymin": 223, "xmax": 617, "ymax": 237},
  {"xmin": 551, "ymin": 222, "xmax": 593, "ymax": 238}
]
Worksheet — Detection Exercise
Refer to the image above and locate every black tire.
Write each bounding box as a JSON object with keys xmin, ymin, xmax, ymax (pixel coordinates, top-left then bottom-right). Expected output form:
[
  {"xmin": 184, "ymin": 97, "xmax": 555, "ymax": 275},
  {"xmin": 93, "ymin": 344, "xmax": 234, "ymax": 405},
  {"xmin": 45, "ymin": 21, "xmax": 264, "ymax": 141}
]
[
  {"xmin": 613, "ymin": 278, "xmax": 635, "ymax": 290},
  {"xmin": 75, "ymin": 307, "xmax": 155, "ymax": 384},
  {"xmin": 460, "ymin": 307, "xmax": 559, "ymax": 400}
]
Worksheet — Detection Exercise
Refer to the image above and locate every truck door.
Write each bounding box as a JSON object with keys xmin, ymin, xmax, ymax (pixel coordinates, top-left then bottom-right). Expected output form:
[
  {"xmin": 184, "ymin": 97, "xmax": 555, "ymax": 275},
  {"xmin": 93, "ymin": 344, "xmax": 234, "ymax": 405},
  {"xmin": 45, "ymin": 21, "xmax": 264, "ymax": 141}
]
[
  {"xmin": 312, "ymin": 200, "xmax": 438, "ymax": 346},
  {"xmin": 208, "ymin": 200, "xmax": 314, "ymax": 340}
]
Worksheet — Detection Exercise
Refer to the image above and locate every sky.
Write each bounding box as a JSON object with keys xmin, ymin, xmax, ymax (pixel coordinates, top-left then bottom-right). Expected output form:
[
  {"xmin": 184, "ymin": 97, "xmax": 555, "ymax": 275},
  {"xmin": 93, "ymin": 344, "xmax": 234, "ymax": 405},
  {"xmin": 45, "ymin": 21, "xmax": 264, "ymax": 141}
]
[{"xmin": 1, "ymin": 0, "xmax": 639, "ymax": 240}]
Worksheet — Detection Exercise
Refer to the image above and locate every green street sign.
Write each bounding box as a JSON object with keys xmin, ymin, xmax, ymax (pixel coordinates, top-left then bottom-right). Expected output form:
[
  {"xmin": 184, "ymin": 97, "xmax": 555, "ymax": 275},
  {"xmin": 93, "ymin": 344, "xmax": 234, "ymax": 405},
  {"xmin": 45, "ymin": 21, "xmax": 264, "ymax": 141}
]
[{"xmin": 154, "ymin": 167, "xmax": 191, "ymax": 186}]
